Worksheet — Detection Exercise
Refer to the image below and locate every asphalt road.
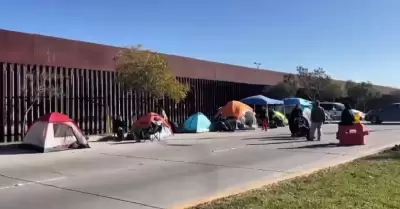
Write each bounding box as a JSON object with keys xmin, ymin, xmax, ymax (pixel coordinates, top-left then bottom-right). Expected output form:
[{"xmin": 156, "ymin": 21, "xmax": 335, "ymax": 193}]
[{"xmin": 0, "ymin": 124, "xmax": 400, "ymax": 209}]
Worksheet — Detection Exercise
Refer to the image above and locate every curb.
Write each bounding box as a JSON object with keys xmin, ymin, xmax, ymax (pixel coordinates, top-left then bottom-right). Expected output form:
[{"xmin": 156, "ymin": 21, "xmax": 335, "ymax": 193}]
[{"xmin": 171, "ymin": 141, "xmax": 400, "ymax": 209}]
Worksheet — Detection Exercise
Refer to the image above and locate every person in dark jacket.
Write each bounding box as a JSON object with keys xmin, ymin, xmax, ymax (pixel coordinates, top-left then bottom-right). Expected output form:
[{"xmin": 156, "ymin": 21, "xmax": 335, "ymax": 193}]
[
  {"xmin": 291, "ymin": 104, "xmax": 303, "ymax": 118},
  {"xmin": 113, "ymin": 115, "xmax": 126, "ymax": 139},
  {"xmin": 339, "ymin": 103, "xmax": 355, "ymax": 126},
  {"xmin": 309, "ymin": 100, "xmax": 325, "ymax": 141},
  {"xmin": 289, "ymin": 104, "xmax": 303, "ymax": 136}
]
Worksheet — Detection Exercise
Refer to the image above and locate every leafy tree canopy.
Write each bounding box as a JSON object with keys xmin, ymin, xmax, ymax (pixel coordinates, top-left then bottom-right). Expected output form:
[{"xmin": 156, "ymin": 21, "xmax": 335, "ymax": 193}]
[
  {"xmin": 320, "ymin": 82, "xmax": 345, "ymax": 101},
  {"xmin": 115, "ymin": 45, "xmax": 190, "ymax": 102},
  {"xmin": 263, "ymin": 82, "xmax": 297, "ymax": 99},
  {"xmin": 345, "ymin": 80, "xmax": 381, "ymax": 110}
]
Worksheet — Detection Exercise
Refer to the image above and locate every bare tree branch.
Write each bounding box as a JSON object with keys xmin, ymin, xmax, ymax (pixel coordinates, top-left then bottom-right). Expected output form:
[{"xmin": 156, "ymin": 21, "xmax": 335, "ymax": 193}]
[{"xmin": 21, "ymin": 71, "xmax": 66, "ymax": 137}]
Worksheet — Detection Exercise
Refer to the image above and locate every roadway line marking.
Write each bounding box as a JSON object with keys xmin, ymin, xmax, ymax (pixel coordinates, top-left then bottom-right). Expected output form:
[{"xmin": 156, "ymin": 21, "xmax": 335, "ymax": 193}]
[{"xmin": 0, "ymin": 176, "xmax": 66, "ymax": 190}]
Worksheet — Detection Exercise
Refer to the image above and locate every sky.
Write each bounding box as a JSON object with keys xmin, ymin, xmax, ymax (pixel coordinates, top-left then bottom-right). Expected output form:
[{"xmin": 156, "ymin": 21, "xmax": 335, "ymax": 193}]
[{"xmin": 1, "ymin": 0, "xmax": 400, "ymax": 87}]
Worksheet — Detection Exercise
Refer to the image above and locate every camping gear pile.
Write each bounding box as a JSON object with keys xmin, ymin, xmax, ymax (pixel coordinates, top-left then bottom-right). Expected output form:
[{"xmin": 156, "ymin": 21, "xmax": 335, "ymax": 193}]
[
  {"xmin": 215, "ymin": 101, "xmax": 256, "ymax": 131},
  {"xmin": 131, "ymin": 112, "xmax": 173, "ymax": 141}
]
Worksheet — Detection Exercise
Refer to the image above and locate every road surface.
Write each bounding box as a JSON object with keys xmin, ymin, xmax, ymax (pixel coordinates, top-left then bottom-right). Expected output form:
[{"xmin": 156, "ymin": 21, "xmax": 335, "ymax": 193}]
[{"xmin": 0, "ymin": 124, "xmax": 399, "ymax": 209}]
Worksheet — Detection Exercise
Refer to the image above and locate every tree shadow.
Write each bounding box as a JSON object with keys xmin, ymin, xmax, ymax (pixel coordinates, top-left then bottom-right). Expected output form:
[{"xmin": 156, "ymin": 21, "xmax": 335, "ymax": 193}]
[
  {"xmin": 0, "ymin": 144, "xmax": 38, "ymax": 155},
  {"xmin": 364, "ymin": 151, "xmax": 400, "ymax": 161},
  {"xmin": 247, "ymin": 140, "xmax": 306, "ymax": 146}
]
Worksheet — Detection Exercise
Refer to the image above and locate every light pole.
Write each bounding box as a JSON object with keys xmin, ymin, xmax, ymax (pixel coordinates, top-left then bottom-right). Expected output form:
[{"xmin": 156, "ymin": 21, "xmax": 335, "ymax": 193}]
[{"xmin": 254, "ymin": 62, "xmax": 261, "ymax": 69}]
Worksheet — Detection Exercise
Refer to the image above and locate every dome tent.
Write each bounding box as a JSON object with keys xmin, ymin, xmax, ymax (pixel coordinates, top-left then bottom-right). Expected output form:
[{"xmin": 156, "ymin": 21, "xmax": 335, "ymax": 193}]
[
  {"xmin": 22, "ymin": 112, "xmax": 89, "ymax": 153},
  {"xmin": 131, "ymin": 112, "xmax": 173, "ymax": 140},
  {"xmin": 183, "ymin": 112, "xmax": 211, "ymax": 133}
]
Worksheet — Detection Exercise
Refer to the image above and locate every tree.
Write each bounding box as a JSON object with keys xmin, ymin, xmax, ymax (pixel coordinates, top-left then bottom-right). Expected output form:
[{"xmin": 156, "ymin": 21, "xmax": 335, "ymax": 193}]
[
  {"xmin": 22, "ymin": 71, "xmax": 64, "ymax": 137},
  {"xmin": 263, "ymin": 73, "xmax": 299, "ymax": 99},
  {"xmin": 114, "ymin": 45, "xmax": 190, "ymax": 103},
  {"xmin": 345, "ymin": 80, "xmax": 381, "ymax": 111},
  {"xmin": 282, "ymin": 73, "xmax": 299, "ymax": 89},
  {"xmin": 296, "ymin": 66, "xmax": 332, "ymax": 100},
  {"xmin": 263, "ymin": 82, "xmax": 297, "ymax": 99},
  {"xmin": 320, "ymin": 82, "xmax": 345, "ymax": 101}
]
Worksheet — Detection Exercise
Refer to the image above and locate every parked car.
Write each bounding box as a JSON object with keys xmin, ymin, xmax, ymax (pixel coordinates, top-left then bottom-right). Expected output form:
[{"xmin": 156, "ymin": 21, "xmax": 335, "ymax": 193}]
[
  {"xmin": 365, "ymin": 103, "xmax": 400, "ymax": 124},
  {"xmin": 320, "ymin": 102, "xmax": 365, "ymax": 121}
]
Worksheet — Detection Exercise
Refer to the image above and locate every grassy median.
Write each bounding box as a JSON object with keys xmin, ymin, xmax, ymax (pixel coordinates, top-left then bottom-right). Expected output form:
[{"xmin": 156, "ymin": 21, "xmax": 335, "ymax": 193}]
[{"xmin": 191, "ymin": 149, "xmax": 400, "ymax": 209}]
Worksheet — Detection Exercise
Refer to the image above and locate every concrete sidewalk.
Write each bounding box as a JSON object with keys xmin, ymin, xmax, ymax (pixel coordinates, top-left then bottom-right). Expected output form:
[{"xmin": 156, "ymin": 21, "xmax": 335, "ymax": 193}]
[{"xmin": 0, "ymin": 124, "xmax": 399, "ymax": 209}]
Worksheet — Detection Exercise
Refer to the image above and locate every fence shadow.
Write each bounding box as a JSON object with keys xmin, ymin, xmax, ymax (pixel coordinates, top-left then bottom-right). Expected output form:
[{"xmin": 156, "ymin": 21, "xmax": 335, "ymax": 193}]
[
  {"xmin": 93, "ymin": 135, "xmax": 119, "ymax": 142},
  {"xmin": 0, "ymin": 144, "xmax": 37, "ymax": 155}
]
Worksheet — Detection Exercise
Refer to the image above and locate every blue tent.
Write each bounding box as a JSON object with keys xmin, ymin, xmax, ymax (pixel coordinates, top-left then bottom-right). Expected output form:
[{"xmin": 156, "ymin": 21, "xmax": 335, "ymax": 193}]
[
  {"xmin": 283, "ymin": 98, "xmax": 312, "ymax": 106},
  {"xmin": 241, "ymin": 95, "xmax": 283, "ymax": 105},
  {"xmin": 183, "ymin": 112, "xmax": 211, "ymax": 133}
]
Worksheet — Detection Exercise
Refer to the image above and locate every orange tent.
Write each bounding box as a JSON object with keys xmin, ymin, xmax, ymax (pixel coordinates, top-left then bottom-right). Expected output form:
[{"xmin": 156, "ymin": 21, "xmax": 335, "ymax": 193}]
[{"xmin": 219, "ymin": 100, "xmax": 253, "ymax": 119}]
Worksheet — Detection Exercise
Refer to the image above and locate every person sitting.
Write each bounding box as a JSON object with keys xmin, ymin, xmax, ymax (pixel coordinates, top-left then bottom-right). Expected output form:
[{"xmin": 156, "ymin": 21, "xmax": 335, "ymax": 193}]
[
  {"xmin": 339, "ymin": 103, "xmax": 355, "ymax": 126},
  {"xmin": 113, "ymin": 115, "xmax": 127, "ymax": 140},
  {"xmin": 289, "ymin": 104, "xmax": 303, "ymax": 136}
]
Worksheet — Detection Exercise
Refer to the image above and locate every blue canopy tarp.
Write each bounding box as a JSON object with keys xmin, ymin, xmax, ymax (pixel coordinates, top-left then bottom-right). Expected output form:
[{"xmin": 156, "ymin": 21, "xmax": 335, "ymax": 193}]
[
  {"xmin": 183, "ymin": 112, "xmax": 211, "ymax": 133},
  {"xmin": 283, "ymin": 98, "xmax": 312, "ymax": 107},
  {"xmin": 240, "ymin": 95, "xmax": 283, "ymax": 105}
]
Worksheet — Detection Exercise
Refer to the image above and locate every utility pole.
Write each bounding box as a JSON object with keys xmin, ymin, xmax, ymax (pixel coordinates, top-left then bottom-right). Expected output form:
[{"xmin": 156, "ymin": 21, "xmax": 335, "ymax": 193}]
[{"xmin": 254, "ymin": 62, "xmax": 261, "ymax": 69}]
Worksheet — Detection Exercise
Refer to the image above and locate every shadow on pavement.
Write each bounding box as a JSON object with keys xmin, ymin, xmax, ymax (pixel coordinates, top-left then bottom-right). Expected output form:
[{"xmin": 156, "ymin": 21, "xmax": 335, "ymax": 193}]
[
  {"xmin": 367, "ymin": 123, "xmax": 400, "ymax": 126},
  {"xmin": 110, "ymin": 141, "xmax": 139, "ymax": 145},
  {"xmin": 280, "ymin": 143, "xmax": 341, "ymax": 149},
  {"xmin": 243, "ymin": 136, "xmax": 293, "ymax": 141},
  {"xmin": 165, "ymin": 144, "xmax": 193, "ymax": 147},
  {"xmin": 92, "ymin": 135, "xmax": 119, "ymax": 143},
  {"xmin": 364, "ymin": 150, "xmax": 400, "ymax": 161},
  {"xmin": 247, "ymin": 140, "xmax": 306, "ymax": 146},
  {"xmin": 0, "ymin": 144, "xmax": 37, "ymax": 155}
]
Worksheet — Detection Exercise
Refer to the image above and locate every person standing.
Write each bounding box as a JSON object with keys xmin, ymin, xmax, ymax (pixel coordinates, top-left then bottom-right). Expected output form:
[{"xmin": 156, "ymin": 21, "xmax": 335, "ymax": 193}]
[
  {"xmin": 309, "ymin": 100, "xmax": 325, "ymax": 141},
  {"xmin": 259, "ymin": 107, "xmax": 269, "ymax": 131}
]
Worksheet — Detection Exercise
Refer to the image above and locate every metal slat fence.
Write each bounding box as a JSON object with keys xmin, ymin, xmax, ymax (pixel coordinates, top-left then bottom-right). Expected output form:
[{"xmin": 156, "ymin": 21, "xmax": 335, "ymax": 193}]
[{"xmin": 0, "ymin": 62, "xmax": 264, "ymax": 144}]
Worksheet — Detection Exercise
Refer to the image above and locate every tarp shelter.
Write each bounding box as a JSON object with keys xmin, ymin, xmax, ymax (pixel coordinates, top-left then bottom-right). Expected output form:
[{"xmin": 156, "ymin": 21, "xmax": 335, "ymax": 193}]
[
  {"xmin": 283, "ymin": 98, "xmax": 313, "ymax": 112},
  {"xmin": 132, "ymin": 112, "xmax": 173, "ymax": 140},
  {"xmin": 218, "ymin": 101, "xmax": 253, "ymax": 119},
  {"xmin": 22, "ymin": 112, "xmax": 89, "ymax": 153},
  {"xmin": 283, "ymin": 98, "xmax": 312, "ymax": 107},
  {"xmin": 240, "ymin": 95, "xmax": 283, "ymax": 105},
  {"xmin": 183, "ymin": 112, "xmax": 211, "ymax": 133}
]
